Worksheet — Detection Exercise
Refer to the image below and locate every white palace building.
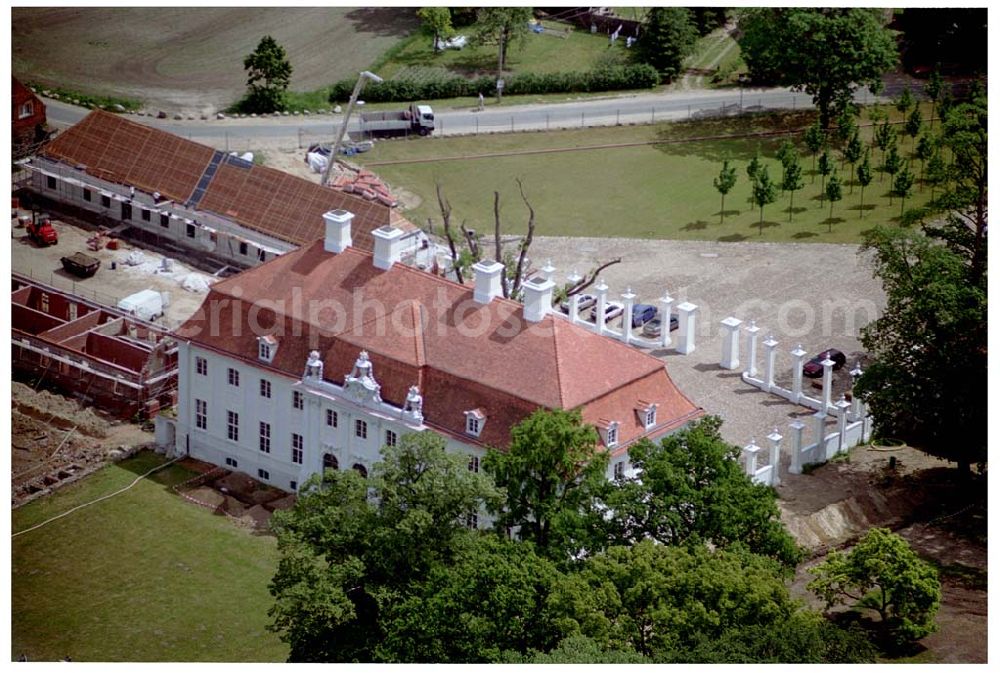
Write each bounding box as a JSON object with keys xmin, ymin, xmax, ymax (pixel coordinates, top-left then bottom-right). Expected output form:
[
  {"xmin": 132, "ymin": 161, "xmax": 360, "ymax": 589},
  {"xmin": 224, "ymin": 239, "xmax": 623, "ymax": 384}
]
[{"xmin": 160, "ymin": 209, "xmax": 703, "ymax": 497}]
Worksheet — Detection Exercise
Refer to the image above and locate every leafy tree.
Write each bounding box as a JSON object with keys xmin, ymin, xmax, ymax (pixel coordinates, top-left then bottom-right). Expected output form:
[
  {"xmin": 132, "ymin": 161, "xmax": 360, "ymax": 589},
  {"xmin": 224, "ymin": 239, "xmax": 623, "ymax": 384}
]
[
  {"xmin": 894, "ymin": 86, "xmax": 915, "ymax": 116},
  {"xmin": 483, "ymin": 409, "xmax": 608, "ymax": 562},
  {"xmin": 377, "ymin": 534, "xmax": 560, "ymax": 662},
  {"xmin": 855, "ymin": 226, "xmax": 986, "ymax": 473},
  {"xmin": 750, "ymin": 166, "xmax": 778, "ymax": 234},
  {"xmin": 713, "ymin": 159, "xmax": 737, "ymax": 224},
  {"xmin": 268, "ymin": 432, "xmax": 502, "ymax": 662},
  {"xmin": 781, "ymin": 154, "xmax": 804, "ymax": 221},
  {"xmin": 856, "ymin": 150, "xmax": 873, "ymax": 217},
  {"xmin": 737, "ymin": 8, "xmax": 896, "ymax": 127},
  {"xmin": 808, "ymin": 528, "xmax": 941, "ymax": 647},
  {"xmin": 833, "ymin": 106, "xmax": 858, "ymax": 153},
  {"xmin": 549, "ymin": 541, "xmax": 800, "ymax": 658},
  {"xmin": 892, "ymin": 163, "xmax": 915, "ymax": 217},
  {"xmin": 824, "ymin": 173, "xmax": 842, "ymax": 227},
  {"xmin": 816, "ymin": 150, "xmax": 833, "ymax": 205},
  {"xmin": 633, "ymin": 7, "xmax": 699, "ymax": 81},
  {"xmin": 475, "ymin": 7, "xmax": 532, "ymax": 72},
  {"xmin": 924, "ymin": 67, "xmax": 944, "ymax": 128},
  {"xmin": 905, "ymin": 106, "xmax": 923, "ymax": 149},
  {"xmin": 923, "ymin": 147, "xmax": 947, "ymax": 200},
  {"xmin": 417, "ymin": 7, "xmax": 454, "ymax": 49},
  {"xmin": 602, "ymin": 416, "xmax": 801, "ymax": 566},
  {"xmin": 803, "ymin": 121, "xmax": 825, "ymax": 180},
  {"xmin": 243, "ymin": 35, "xmax": 293, "ymax": 113},
  {"xmin": 776, "ymin": 139, "xmax": 796, "ymax": 191},
  {"xmin": 843, "ymin": 130, "xmax": 863, "ymax": 193},
  {"xmin": 503, "ymin": 635, "xmax": 650, "ymax": 664}
]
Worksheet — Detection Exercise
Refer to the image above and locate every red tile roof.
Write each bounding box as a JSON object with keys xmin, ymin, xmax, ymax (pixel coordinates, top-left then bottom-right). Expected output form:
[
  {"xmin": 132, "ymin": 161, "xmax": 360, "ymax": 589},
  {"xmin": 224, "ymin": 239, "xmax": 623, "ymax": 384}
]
[
  {"xmin": 40, "ymin": 110, "xmax": 413, "ymax": 250},
  {"xmin": 177, "ymin": 239, "xmax": 702, "ymax": 448}
]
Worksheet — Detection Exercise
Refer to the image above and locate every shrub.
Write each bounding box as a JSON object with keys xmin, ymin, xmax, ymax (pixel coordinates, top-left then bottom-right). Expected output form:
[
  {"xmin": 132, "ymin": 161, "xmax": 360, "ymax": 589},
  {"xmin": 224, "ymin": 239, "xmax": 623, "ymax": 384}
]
[{"xmin": 327, "ymin": 64, "xmax": 659, "ymax": 104}]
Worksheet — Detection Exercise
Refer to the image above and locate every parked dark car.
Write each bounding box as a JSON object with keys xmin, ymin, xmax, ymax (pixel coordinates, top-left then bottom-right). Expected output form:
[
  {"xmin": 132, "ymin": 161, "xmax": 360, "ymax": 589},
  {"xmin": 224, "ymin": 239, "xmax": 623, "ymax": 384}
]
[
  {"xmin": 802, "ymin": 348, "xmax": 847, "ymax": 378},
  {"xmin": 631, "ymin": 304, "xmax": 658, "ymax": 328},
  {"xmin": 642, "ymin": 312, "xmax": 679, "ymax": 338}
]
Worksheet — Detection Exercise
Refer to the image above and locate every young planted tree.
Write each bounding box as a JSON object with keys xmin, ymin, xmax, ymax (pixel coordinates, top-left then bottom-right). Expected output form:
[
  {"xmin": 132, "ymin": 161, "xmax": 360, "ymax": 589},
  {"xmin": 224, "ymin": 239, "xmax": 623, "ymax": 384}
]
[
  {"xmin": 776, "ymin": 139, "xmax": 796, "ymax": 193},
  {"xmin": 750, "ymin": 166, "xmax": 778, "ymax": 234},
  {"xmin": 824, "ymin": 172, "xmax": 842, "ymax": 228},
  {"xmin": 713, "ymin": 160, "xmax": 738, "ymax": 224},
  {"xmin": 843, "ymin": 130, "xmax": 863, "ymax": 193},
  {"xmin": 781, "ymin": 154, "xmax": 804, "ymax": 221},
  {"xmin": 882, "ymin": 142, "xmax": 902, "ymax": 202},
  {"xmin": 803, "ymin": 121, "xmax": 825, "ymax": 181},
  {"xmin": 833, "ymin": 106, "xmax": 858, "ymax": 167},
  {"xmin": 745, "ymin": 150, "xmax": 763, "ymax": 183},
  {"xmin": 894, "ymin": 86, "xmax": 914, "ymax": 117},
  {"xmin": 242, "ymin": 35, "xmax": 293, "ymax": 113},
  {"xmin": 924, "ymin": 67, "xmax": 943, "ymax": 128},
  {"xmin": 808, "ymin": 528, "xmax": 941, "ymax": 648},
  {"xmin": 417, "ymin": 7, "xmax": 454, "ymax": 49},
  {"xmin": 873, "ymin": 120, "xmax": 896, "ymax": 180},
  {"xmin": 914, "ymin": 134, "xmax": 935, "ymax": 185},
  {"xmin": 924, "ymin": 148, "xmax": 947, "ymax": 201},
  {"xmin": 892, "ymin": 163, "xmax": 915, "ymax": 217},
  {"xmin": 816, "ymin": 150, "xmax": 833, "ymax": 206},
  {"xmin": 856, "ymin": 150, "xmax": 873, "ymax": 218},
  {"xmin": 905, "ymin": 107, "xmax": 923, "ymax": 151}
]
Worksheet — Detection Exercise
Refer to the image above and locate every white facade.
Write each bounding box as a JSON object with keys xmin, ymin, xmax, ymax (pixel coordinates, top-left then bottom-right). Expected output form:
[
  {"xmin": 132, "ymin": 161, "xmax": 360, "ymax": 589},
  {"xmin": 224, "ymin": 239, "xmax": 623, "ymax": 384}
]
[{"xmin": 173, "ymin": 341, "xmax": 489, "ymax": 496}]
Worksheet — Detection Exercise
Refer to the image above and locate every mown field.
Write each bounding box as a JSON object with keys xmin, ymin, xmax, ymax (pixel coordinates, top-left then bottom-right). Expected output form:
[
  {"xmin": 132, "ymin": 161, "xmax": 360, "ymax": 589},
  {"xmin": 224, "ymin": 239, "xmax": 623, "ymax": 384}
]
[
  {"xmin": 11, "ymin": 452, "xmax": 287, "ymax": 662},
  {"xmin": 358, "ymin": 103, "xmax": 940, "ymax": 245}
]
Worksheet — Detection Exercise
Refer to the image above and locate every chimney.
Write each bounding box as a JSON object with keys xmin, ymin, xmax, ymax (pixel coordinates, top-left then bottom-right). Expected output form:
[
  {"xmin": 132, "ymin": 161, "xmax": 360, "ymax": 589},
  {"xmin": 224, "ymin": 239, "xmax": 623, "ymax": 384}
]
[
  {"xmin": 372, "ymin": 225, "xmax": 405, "ymax": 270},
  {"xmin": 323, "ymin": 209, "xmax": 353, "ymax": 253},
  {"xmin": 472, "ymin": 260, "xmax": 504, "ymax": 304},
  {"xmin": 522, "ymin": 277, "xmax": 555, "ymax": 323}
]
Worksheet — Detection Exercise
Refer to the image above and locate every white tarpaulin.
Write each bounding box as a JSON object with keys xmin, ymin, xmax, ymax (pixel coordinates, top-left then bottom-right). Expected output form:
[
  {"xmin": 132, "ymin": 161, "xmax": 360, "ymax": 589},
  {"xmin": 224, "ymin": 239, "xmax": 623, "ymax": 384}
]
[{"xmin": 307, "ymin": 151, "xmax": 328, "ymax": 174}]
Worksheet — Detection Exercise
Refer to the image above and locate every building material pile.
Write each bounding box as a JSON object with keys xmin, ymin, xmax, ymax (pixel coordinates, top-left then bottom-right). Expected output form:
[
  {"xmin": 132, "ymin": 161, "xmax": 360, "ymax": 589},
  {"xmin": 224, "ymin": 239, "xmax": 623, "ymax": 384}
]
[{"xmin": 328, "ymin": 168, "xmax": 398, "ymax": 207}]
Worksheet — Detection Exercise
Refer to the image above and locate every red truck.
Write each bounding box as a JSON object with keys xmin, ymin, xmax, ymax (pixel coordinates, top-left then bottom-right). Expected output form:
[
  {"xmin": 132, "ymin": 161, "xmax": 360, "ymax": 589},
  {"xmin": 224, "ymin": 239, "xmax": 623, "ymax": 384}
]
[{"xmin": 26, "ymin": 213, "xmax": 58, "ymax": 246}]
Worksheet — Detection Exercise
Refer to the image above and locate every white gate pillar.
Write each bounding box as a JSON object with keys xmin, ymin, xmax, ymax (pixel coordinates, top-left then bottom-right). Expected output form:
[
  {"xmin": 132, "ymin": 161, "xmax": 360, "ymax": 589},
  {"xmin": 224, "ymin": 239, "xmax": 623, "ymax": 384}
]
[
  {"xmin": 766, "ymin": 427, "xmax": 783, "ymax": 486},
  {"xmin": 675, "ymin": 302, "xmax": 698, "ymax": 354},
  {"xmin": 742, "ymin": 439, "xmax": 763, "ymax": 477},
  {"xmin": 720, "ymin": 317, "xmax": 742, "ymax": 370},
  {"xmin": 790, "ymin": 344, "xmax": 807, "ymax": 402},
  {"xmin": 849, "ymin": 362, "xmax": 864, "ymax": 421},
  {"xmin": 566, "ymin": 270, "xmax": 582, "ymax": 324},
  {"xmin": 594, "ymin": 278, "xmax": 609, "ymax": 335},
  {"xmin": 763, "ymin": 335, "xmax": 779, "ymax": 391},
  {"xmin": 621, "ymin": 287, "xmax": 636, "ymax": 345},
  {"xmin": 788, "ymin": 420, "xmax": 806, "ymax": 474},
  {"xmin": 744, "ymin": 319, "xmax": 760, "ymax": 377},
  {"xmin": 659, "ymin": 292, "xmax": 674, "ymax": 349},
  {"xmin": 540, "ymin": 259, "xmax": 556, "ymax": 282},
  {"xmin": 820, "ymin": 356, "xmax": 836, "ymax": 411},
  {"xmin": 812, "ymin": 409, "xmax": 828, "ymax": 455},
  {"xmin": 835, "ymin": 396, "xmax": 852, "ymax": 451}
]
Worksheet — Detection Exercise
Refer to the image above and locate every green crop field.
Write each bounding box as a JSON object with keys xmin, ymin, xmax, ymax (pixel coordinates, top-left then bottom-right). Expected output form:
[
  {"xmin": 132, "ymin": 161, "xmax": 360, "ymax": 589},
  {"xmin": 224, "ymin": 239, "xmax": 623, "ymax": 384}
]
[
  {"xmin": 359, "ymin": 104, "xmax": 940, "ymax": 245},
  {"xmin": 11, "ymin": 452, "xmax": 287, "ymax": 663}
]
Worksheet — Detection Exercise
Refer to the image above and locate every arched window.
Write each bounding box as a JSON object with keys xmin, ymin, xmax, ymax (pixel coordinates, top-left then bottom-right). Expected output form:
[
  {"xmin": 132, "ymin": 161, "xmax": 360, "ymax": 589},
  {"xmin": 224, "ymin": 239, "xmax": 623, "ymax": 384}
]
[
  {"xmin": 352, "ymin": 463, "xmax": 368, "ymax": 479},
  {"xmin": 323, "ymin": 453, "xmax": 339, "ymax": 471}
]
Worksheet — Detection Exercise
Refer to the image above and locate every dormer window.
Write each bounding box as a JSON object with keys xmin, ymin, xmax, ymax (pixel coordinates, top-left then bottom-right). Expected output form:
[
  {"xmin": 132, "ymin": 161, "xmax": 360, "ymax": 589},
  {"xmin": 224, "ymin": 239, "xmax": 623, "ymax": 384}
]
[
  {"xmin": 258, "ymin": 335, "xmax": 278, "ymax": 363},
  {"xmin": 598, "ymin": 420, "xmax": 620, "ymax": 448},
  {"xmin": 637, "ymin": 402, "xmax": 658, "ymax": 429},
  {"xmin": 464, "ymin": 409, "xmax": 486, "ymax": 437}
]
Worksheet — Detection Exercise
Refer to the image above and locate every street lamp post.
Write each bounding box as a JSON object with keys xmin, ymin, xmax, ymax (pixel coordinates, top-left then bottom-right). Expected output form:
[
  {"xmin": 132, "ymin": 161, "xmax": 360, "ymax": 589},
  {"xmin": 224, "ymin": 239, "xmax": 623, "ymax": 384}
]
[
  {"xmin": 321, "ymin": 70, "xmax": 383, "ymax": 187},
  {"xmin": 738, "ymin": 74, "xmax": 749, "ymax": 110}
]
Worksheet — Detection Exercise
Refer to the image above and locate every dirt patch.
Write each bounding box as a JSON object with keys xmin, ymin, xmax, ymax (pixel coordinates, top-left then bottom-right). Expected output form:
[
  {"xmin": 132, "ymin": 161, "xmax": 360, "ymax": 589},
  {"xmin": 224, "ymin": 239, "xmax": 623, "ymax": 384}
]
[
  {"xmin": 11, "ymin": 382, "xmax": 154, "ymax": 507},
  {"xmin": 173, "ymin": 463, "xmax": 295, "ymax": 531},
  {"xmin": 12, "ymin": 7, "xmax": 418, "ymax": 113}
]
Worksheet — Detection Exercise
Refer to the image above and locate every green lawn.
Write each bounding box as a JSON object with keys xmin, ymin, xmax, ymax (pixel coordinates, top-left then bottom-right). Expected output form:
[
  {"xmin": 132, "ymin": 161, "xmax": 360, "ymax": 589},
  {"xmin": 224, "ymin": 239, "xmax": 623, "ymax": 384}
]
[
  {"xmin": 358, "ymin": 104, "xmax": 940, "ymax": 245},
  {"xmin": 11, "ymin": 452, "xmax": 288, "ymax": 662},
  {"xmin": 378, "ymin": 20, "xmax": 617, "ymax": 80}
]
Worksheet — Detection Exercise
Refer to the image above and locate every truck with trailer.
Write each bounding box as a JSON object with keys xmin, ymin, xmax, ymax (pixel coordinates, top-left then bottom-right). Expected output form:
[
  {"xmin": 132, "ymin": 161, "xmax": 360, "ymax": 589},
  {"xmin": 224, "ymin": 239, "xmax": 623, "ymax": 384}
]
[{"xmin": 359, "ymin": 104, "xmax": 435, "ymax": 137}]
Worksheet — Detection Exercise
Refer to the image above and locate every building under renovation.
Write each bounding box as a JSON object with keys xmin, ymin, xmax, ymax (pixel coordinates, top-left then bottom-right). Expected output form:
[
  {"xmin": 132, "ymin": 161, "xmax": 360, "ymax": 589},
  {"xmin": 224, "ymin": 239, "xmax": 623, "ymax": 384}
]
[
  {"xmin": 23, "ymin": 110, "xmax": 421, "ymax": 270},
  {"xmin": 12, "ymin": 273, "xmax": 179, "ymax": 418}
]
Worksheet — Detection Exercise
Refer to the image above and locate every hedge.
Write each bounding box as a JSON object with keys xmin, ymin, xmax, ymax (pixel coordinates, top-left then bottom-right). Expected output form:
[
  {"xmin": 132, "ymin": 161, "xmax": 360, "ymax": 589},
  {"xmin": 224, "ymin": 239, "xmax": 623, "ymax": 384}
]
[{"xmin": 328, "ymin": 64, "xmax": 660, "ymax": 104}]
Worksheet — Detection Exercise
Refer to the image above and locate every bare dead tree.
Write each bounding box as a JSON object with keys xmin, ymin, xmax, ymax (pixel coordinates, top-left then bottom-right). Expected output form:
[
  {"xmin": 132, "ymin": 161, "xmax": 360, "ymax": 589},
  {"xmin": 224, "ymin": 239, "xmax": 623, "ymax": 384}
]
[
  {"xmin": 566, "ymin": 258, "xmax": 622, "ymax": 296},
  {"xmin": 460, "ymin": 221, "xmax": 481, "ymax": 260},
  {"xmin": 436, "ymin": 183, "xmax": 464, "ymax": 284},
  {"xmin": 493, "ymin": 191, "xmax": 503, "ymax": 264},
  {"xmin": 510, "ymin": 178, "xmax": 536, "ymax": 299}
]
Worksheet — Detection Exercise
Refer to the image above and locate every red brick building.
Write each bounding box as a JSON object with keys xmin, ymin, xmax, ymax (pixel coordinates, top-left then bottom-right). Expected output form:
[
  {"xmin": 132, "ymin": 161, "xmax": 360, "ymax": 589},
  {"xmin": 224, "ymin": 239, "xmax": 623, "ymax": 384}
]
[{"xmin": 12, "ymin": 76, "xmax": 48, "ymax": 156}]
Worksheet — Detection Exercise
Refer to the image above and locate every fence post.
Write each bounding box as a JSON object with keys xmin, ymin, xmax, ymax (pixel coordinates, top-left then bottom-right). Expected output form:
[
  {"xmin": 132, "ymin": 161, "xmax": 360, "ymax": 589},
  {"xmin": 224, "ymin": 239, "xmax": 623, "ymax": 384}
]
[
  {"xmin": 616, "ymin": 109, "xmax": 620, "ymax": 125},
  {"xmin": 581, "ymin": 111, "xmax": 585, "ymax": 127},
  {"xmin": 510, "ymin": 116, "xmax": 514, "ymax": 132},
  {"xmin": 651, "ymin": 107, "xmax": 655, "ymax": 123},
  {"xmin": 687, "ymin": 104, "xmax": 691, "ymax": 119},
  {"xmin": 475, "ymin": 117, "xmax": 479, "ymax": 135},
  {"xmin": 546, "ymin": 113, "xmax": 550, "ymax": 131}
]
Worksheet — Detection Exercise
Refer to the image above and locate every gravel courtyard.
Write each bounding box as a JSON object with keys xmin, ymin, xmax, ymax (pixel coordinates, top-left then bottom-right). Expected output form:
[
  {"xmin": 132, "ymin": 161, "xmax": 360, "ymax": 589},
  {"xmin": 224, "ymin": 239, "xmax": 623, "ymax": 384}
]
[{"xmin": 529, "ymin": 236, "xmax": 886, "ymax": 447}]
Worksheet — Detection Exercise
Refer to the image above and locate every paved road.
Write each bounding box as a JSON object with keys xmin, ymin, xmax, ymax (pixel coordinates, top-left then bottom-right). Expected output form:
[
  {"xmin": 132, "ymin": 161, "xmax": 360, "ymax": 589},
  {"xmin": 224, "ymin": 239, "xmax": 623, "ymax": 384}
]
[{"xmin": 43, "ymin": 85, "xmax": 886, "ymax": 148}]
